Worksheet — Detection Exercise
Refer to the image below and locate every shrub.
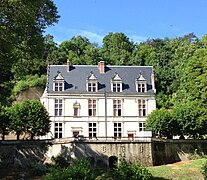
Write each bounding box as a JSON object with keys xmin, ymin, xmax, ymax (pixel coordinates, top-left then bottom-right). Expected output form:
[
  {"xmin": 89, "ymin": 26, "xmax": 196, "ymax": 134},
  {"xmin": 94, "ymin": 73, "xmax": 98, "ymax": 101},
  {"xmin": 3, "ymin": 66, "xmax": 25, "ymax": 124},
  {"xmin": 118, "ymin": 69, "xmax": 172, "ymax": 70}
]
[
  {"xmin": 44, "ymin": 158, "xmax": 97, "ymax": 180},
  {"xmin": 201, "ymin": 159, "xmax": 207, "ymax": 180},
  {"xmin": 112, "ymin": 157, "xmax": 152, "ymax": 180}
]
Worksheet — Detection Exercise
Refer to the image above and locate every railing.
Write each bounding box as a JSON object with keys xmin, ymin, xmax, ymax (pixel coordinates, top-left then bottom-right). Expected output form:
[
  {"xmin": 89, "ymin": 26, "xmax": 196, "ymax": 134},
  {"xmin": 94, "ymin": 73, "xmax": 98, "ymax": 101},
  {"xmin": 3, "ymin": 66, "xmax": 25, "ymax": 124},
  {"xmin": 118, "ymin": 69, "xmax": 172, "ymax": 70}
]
[{"xmin": 53, "ymin": 136, "xmax": 152, "ymax": 143}]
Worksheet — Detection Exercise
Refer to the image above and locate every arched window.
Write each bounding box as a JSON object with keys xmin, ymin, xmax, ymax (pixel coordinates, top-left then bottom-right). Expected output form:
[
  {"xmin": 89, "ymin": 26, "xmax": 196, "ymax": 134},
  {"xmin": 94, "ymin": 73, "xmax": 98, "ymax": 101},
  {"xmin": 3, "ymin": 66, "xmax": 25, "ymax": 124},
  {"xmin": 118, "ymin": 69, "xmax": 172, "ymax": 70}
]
[{"xmin": 73, "ymin": 101, "xmax": 81, "ymax": 117}]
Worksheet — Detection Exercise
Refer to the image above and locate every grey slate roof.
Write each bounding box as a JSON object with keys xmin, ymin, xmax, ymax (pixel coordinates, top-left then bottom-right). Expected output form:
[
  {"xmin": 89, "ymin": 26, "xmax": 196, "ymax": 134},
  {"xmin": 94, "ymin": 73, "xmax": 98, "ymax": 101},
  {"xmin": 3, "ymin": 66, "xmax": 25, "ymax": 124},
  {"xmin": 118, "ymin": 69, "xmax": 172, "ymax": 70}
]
[{"xmin": 47, "ymin": 65, "xmax": 154, "ymax": 93}]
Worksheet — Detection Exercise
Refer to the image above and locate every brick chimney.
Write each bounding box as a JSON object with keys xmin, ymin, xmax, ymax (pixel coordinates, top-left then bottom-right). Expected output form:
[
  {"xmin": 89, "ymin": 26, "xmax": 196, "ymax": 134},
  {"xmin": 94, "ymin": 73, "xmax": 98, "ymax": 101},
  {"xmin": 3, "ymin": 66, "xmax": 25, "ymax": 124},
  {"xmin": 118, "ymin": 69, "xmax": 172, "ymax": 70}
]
[
  {"xmin": 67, "ymin": 59, "xmax": 70, "ymax": 72},
  {"xmin": 98, "ymin": 61, "xmax": 105, "ymax": 74}
]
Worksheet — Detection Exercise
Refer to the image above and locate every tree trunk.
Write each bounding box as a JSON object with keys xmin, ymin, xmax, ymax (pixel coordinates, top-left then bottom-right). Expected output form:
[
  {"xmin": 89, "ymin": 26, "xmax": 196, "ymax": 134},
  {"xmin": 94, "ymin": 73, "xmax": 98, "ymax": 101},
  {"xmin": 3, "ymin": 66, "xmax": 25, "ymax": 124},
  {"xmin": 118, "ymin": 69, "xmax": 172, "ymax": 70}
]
[{"xmin": 17, "ymin": 134, "xmax": 20, "ymax": 140}]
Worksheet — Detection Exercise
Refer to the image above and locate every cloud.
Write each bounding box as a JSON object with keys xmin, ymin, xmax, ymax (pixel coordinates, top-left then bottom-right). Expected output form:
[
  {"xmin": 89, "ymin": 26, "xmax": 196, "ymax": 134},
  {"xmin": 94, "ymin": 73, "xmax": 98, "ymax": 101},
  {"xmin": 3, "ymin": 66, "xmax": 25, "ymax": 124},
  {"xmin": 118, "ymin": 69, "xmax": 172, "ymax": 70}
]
[
  {"xmin": 127, "ymin": 34, "xmax": 148, "ymax": 43},
  {"xmin": 46, "ymin": 26, "xmax": 104, "ymax": 45}
]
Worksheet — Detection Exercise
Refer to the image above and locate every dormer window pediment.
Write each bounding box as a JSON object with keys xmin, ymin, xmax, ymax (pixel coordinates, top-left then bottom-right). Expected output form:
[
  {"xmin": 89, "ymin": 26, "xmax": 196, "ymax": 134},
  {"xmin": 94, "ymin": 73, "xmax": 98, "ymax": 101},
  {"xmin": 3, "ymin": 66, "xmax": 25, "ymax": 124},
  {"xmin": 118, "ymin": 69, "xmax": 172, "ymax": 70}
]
[
  {"xmin": 53, "ymin": 71, "xmax": 65, "ymax": 92},
  {"xmin": 136, "ymin": 73, "xmax": 147, "ymax": 93},
  {"xmin": 54, "ymin": 71, "xmax": 64, "ymax": 81},
  {"xmin": 111, "ymin": 73, "xmax": 122, "ymax": 92}
]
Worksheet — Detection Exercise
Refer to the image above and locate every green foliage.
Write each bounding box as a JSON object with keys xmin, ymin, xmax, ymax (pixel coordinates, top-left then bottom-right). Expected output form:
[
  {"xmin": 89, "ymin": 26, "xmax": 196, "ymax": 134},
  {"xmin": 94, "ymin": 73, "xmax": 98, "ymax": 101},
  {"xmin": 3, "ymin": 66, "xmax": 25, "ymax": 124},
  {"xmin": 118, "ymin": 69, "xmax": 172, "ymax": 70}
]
[
  {"xmin": 0, "ymin": 106, "xmax": 11, "ymax": 140},
  {"xmin": 12, "ymin": 74, "xmax": 46, "ymax": 96},
  {"xmin": 44, "ymin": 158, "xmax": 97, "ymax": 180},
  {"xmin": 173, "ymin": 100, "xmax": 207, "ymax": 138},
  {"xmin": 0, "ymin": 0, "xmax": 59, "ymax": 82},
  {"xmin": 102, "ymin": 32, "xmax": 134, "ymax": 65},
  {"xmin": 59, "ymin": 36, "xmax": 101, "ymax": 65},
  {"xmin": 112, "ymin": 157, "xmax": 152, "ymax": 180},
  {"xmin": 10, "ymin": 99, "xmax": 50, "ymax": 140},
  {"xmin": 146, "ymin": 108, "xmax": 177, "ymax": 139},
  {"xmin": 201, "ymin": 159, "xmax": 207, "ymax": 180}
]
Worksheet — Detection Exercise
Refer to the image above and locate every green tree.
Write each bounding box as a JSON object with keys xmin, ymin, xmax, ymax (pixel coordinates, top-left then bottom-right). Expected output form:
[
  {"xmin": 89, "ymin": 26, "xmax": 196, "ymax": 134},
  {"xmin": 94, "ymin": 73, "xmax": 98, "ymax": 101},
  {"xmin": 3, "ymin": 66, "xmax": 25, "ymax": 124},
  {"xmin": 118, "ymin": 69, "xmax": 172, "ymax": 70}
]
[
  {"xmin": 102, "ymin": 32, "xmax": 134, "ymax": 65},
  {"xmin": 0, "ymin": 0, "xmax": 59, "ymax": 81},
  {"xmin": 10, "ymin": 100, "xmax": 50, "ymax": 140},
  {"xmin": 173, "ymin": 100, "xmax": 207, "ymax": 138},
  {"xmin": 59, "ymin": 36, "xmax": 101, "ymax": 65},
  {"xmin": 0, "ymin": 106, "xmax": 11, "ymax": 140},
  {"xmin": 146, "ymin": 108, "xmax": 177, "ymax": 139}
]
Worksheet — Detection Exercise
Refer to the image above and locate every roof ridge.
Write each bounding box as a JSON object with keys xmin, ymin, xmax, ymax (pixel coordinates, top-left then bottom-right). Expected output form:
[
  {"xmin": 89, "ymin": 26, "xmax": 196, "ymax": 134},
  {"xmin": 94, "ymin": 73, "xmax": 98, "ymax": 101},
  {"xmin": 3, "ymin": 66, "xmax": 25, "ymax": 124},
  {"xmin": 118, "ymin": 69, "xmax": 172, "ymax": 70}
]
[{"xmin": 49, "ymin": 64, "xmax": 153, "ymax": 68}]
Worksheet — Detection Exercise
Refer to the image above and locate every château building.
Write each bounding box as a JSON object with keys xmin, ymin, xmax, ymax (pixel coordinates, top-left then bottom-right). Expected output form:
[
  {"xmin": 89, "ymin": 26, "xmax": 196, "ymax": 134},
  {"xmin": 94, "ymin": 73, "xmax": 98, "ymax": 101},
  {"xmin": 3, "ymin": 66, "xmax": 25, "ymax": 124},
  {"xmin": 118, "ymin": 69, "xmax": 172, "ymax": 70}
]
[{"xmin": 40, "ymin": 61, "xmax": 156, "ymax": 139}]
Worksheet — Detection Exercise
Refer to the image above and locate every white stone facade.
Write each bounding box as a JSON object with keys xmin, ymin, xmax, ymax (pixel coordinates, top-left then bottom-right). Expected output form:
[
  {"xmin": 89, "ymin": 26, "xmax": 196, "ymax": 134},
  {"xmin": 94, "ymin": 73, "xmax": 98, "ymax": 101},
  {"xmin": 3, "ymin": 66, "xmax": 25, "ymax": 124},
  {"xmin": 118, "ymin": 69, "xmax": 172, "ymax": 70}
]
[{"xmin": 40, "ymin": 62, "xmax": 156, "ymax": 139}]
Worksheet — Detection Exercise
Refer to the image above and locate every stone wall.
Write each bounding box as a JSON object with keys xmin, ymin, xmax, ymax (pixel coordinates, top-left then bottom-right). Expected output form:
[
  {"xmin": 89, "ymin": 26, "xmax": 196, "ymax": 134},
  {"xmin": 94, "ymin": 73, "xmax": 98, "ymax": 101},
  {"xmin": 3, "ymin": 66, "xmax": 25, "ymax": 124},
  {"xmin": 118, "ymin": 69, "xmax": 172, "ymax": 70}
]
[
  {"xmin": 0, "ymin": 139, "xmax": 207, "ymax": 169},
  {"xmin": 152, "ymin": 139, "xmax": 207, "ymax": 165}
]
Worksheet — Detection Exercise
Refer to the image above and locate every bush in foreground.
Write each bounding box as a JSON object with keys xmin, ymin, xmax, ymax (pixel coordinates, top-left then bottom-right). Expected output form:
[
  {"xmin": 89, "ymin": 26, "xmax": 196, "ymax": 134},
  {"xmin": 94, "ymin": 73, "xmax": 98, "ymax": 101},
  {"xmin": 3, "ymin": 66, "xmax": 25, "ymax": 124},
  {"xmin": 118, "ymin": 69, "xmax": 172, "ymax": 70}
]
[
  {"xmin": 43, "ymin": 158, "xmax": 97, "ymax": 180},
  {"xmin": 201, "ymin": 159, "xmax": 207, "ymax": 180},
  {"xmin": 112, "ymin": 157, "xmax": 152, "ymax": 180}
]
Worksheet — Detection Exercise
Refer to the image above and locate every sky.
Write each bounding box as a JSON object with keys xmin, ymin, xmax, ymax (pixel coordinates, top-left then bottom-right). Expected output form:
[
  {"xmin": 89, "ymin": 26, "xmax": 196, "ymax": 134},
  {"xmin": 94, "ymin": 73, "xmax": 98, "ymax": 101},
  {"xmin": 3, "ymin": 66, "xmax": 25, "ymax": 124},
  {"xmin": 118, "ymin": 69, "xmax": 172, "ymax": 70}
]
[{"xmin": 45, "ymin": 0, "xmax": 207, "ymax": 45}]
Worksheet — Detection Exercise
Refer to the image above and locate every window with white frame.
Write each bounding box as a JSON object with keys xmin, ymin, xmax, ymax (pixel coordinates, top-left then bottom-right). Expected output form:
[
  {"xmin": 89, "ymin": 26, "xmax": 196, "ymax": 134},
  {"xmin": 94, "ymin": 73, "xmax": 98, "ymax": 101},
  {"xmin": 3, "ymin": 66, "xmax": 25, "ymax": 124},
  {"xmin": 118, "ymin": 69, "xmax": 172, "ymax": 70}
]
[
  {"xmin": 88, "ymin": 82, "xmax": 97, "ymax": 92},
  {"xmin": 89, "ymin": 122, "xmax": 97, "ymax": 139},
  {"xmin": 113, "ymin": 99, "xmax": 121, "ymax": 116},
  {"xmin": 54, "ymin": 122, "xmax": 62, "ymax": 138},
  {"xmin": 113, "ymin": 82, "xmax": 121, "ymax": 92},
  {"xmin": 138, "ymin": 99, "xmax": 146, "ymax": 117},
  {"xmin": 88, "ymin": 99, "xmax": 96, "ymax": 116},
  {"xmin": 139, "ymin": 122, "xmax": 145, "ymax": 131},
  {"xmin": 54, "ymin": 82, "xmax": 63, "ymax": 91},
  {"xmin": 137, "ymin": 83, "xmax": 146, "ymax": 92},
  {"xmin": 73, "ymin": 102, "xmax": 80, "ymax": 117},
  {"xmin": 114, "ymin": 122, "xmax": 122, "ymax": 139},
  {"xmin": 54, "ymin": 99, "xmax": 63, "ymax": 116}
]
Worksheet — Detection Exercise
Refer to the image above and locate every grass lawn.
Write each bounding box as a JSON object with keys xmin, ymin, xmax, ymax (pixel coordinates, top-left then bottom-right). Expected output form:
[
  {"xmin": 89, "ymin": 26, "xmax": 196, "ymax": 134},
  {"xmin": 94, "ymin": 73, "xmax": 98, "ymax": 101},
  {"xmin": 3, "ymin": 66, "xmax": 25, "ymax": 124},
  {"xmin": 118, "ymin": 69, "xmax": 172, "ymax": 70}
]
[{"xmin": 148, "ymin": 158, "xmax": 206, "ymax": 180}]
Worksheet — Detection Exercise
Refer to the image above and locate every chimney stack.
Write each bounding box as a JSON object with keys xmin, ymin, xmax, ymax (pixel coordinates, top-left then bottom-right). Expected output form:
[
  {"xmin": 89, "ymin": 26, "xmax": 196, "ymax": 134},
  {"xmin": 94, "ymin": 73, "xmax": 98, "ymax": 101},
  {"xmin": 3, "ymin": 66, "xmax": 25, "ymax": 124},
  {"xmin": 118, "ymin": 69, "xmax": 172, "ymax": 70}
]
[
  {"xmin": 98, "ymin": 61, "xmax": 105, "ymax": 74},
  {"xmin": 151, "ymin": 67, "xmax": 156, "ymax": 93},
  {"xmin": 67, "ymin": 59, "xmax": 70, "ymax": 72}
]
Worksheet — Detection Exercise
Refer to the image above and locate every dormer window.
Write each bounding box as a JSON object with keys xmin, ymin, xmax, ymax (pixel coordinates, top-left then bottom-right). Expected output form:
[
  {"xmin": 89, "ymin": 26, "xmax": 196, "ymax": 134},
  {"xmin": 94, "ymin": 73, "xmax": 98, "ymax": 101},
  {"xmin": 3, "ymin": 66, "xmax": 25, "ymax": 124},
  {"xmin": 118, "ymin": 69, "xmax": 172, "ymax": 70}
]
[
  {"xmin": 111, "ymin": 73, "xmax": 122, "ymax": 92},
  {"xmin": 136, "ymin": 73, "xmax": 147, "ymax": 93},
  {"xmin": 87, "ymin": 72, "xmax": 98, "ymax": 92},
  {"xmin": 53, "ymin": 71, "xmax": 64, "ymax": 92}
]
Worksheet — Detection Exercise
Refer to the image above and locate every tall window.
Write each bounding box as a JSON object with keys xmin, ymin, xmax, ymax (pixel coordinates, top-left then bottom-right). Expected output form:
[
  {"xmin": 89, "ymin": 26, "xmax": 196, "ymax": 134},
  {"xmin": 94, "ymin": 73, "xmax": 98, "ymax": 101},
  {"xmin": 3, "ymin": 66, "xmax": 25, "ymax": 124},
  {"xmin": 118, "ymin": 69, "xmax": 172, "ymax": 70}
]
[
  {"xmin": 139, "ymin": 122, "xmax": 145, "ymax": 131},
  {"xmin": 113, "ymin": 83, "xmax": 121, "ymax": 92},
  {"xmin": 138, "ymin": 99, "xmax": 146, "ymax": 117},
  {"xmin": 73, "ymin": 102, "xmax": 80, "ymax": 117},
  {"xmin": 89, "ymin": 123, "xmax": 97, "ymax": 139},
  {"xmin": 114, "ymin": 123, "xmax": 122, "ymax": 139},
  {"xmin": 137, "ymin": 83, "xmax": 146, "ymax": 92},
  {"xmin": 54, "ymin": 122, "xmax": 62, "ymax": 138},
  {"xmin": 54, "ymin": 82, "xmax": 63, "ymax": 91},
  {"xmin": 88, "ymin": 82, "xmax": 97, "ymax": 92},
  {"xmin": 113, "ymin": 100, "xmax": 121, "ymax": 116},
  {"xmin": 88, "ymin": 99, "xmax": 96, "ymax": 116},
  {"xmin": 54, "ymin": 99, "xmax": 63, "ymax": 116}
]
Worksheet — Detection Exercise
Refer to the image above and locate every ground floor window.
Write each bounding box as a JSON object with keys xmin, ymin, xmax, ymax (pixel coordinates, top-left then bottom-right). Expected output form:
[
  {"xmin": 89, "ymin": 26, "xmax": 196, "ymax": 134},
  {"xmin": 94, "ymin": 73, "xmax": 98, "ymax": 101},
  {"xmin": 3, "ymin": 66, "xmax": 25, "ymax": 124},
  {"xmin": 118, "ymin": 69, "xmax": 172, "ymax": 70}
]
[
  {"xmin": 139, "ymin": 122, "xmax": 145, "ymax": 131},
  {"xmin": 114, "ymin": 122, "xmax": 122, "ymax": 139},
  {"xmin": 89, "ymin": 123, "xmax": 97, "ymax": 139},
  {"xmin": 54, "ymin": 122, "xmax": 62, "ymax": 138}
]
